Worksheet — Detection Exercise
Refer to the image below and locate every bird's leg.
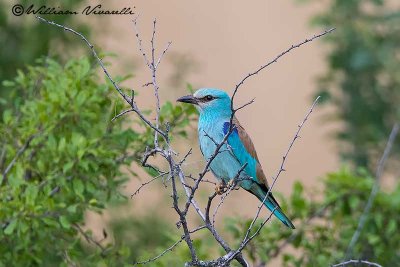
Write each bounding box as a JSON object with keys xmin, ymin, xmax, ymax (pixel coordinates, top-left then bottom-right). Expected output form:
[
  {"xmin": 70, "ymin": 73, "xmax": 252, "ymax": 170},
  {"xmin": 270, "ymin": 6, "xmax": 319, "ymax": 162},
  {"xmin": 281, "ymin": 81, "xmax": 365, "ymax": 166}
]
[
  {"xmin": 215, "ymin": 181, "xmax": 227, "ymax": 195},
  {"xmin": 227, "ymin": 179, "xmax": 236, "ymax": 189}
]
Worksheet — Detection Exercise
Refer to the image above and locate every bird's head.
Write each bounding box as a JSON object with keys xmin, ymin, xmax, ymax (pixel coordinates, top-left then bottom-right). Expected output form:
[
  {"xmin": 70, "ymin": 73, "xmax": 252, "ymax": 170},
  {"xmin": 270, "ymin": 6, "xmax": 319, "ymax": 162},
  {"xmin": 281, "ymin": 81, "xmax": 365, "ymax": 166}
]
[{"xmin": 177, "ymin": 88, "xmax": 232, "ymax": 116}]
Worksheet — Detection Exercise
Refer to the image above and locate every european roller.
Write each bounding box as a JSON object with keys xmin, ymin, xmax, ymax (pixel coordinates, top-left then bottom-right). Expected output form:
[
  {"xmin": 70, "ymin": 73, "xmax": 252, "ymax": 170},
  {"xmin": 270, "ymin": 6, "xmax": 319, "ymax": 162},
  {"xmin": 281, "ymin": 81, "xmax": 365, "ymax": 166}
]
[{"xmin": 177, "ymin": 88, "xmax": 295, "ymax": 229}]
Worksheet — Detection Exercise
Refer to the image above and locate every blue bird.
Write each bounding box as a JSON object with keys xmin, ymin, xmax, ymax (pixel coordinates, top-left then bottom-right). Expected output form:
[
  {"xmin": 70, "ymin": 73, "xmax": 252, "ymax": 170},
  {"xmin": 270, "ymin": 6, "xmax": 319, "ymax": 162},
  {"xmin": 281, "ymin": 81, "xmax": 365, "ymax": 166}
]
[{"xmin": 177, "ymin": 88, "xmax": 295, "ymax": 229}]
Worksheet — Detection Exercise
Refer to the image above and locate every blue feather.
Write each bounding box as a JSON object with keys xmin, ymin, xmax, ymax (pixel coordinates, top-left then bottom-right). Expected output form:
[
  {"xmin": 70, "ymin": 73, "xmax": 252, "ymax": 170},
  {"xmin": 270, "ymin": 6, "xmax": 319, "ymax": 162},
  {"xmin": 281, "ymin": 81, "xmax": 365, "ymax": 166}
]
[{"xmin": 182, "ymin": 88, "xmax": 295, "ymax": 229}]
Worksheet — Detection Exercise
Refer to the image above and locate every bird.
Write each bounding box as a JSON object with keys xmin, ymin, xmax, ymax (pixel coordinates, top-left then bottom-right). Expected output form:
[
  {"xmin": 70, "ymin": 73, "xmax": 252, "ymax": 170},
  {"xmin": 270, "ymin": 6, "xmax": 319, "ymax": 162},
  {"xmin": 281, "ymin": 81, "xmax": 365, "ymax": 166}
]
[{"xmin": 177, "ymin": 88, "xmax": 295, "ymax": 229}]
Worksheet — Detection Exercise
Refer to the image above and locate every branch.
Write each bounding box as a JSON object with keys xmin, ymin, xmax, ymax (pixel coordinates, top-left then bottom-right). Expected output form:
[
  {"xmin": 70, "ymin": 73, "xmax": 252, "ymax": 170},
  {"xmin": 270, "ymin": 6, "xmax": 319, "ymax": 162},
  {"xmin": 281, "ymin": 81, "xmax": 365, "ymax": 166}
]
[
  {"xmin": 178, "ymin": 27, "xmax": 333, "ymax": 266},
  {"xmin": 240, "ymin": 96, "xmax": 320, "ymax": 244},
  {"xmin": 133, "ymin": 237, "xmax": 184, "ymax": 265},
  {"xmin": 112, "ymin": 108, "xmax": 134, "ymax": 122},
  {"xmin": 130, "ymin": 172, "xmax": 169, "ymax": 198},
  {"xmin": 36, "ymin": 16, "xmax": 168, "ymax": 142},
  {"xmin": 73, "ymin": 223, "xmax": 109, "ymax": 256},
  {"xmin": 37, "ymin": 15, "xmax": 334, "ymax": 267},
  {"xmin": 231, "ymin": 28, "xmax": 336, "ymax": 105},
  {"xmin": 1, "ymin": 134, "xmax": 36, "ymax": 186},
  {"xmin": 332, "ymin": 259, "xmax": 383, "ymax": 267},
  {"xmin": 345, "ymin": 123, "xmax": 399, "ymax": 258},
  {"xmin": 132, "ymin": 18, "xmax": 171, "ymax": 147}
]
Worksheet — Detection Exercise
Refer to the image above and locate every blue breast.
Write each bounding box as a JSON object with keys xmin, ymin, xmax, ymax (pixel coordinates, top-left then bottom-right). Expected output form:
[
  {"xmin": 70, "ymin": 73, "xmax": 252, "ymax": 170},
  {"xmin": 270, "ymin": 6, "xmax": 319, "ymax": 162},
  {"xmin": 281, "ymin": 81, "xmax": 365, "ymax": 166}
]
[{"xmin": 198, "ymin": 120, "xmax": 243, "ymax": 182}]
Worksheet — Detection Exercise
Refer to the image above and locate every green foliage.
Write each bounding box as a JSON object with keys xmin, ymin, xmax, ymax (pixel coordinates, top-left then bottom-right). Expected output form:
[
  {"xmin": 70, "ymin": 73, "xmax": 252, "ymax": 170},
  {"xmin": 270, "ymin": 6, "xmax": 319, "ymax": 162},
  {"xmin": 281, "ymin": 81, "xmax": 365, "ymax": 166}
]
[
  {"xmin": 0, "ymin": 0, "xmax": 89, "ymax": 81},
  {"xmin": 0, "ymin": 56, "xmax": 196, "ymax": 266},
  {"xmin": 226, "ymin": 167, "xmax": 400, "ymax": 266},
  {"xmin": 109, "ymin": 212, "xmax": 187, "ymax": 266},
  {"xmin": 305, "ymin": 0, "xmax": 400, "ymax": 168},
  {"xmin": 108, "ymin": 212, "xmax": 216, "ymax": 267}
]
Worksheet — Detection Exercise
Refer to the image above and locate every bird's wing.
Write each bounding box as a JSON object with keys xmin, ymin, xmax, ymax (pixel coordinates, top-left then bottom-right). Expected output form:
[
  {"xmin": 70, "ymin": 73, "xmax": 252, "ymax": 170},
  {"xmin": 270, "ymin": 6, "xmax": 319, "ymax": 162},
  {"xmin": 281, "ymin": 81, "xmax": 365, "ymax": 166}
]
[{"xmin": 223, "ymin": 117, "xmax": 269, "ymax": 187}]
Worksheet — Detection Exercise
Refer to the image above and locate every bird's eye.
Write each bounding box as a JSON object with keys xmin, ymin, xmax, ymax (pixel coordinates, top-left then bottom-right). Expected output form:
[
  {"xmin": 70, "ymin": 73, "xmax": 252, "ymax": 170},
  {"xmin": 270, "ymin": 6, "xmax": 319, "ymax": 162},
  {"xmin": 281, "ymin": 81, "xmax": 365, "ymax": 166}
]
[{"xmin": 205, "ymin": 95, "xmax": 213, "ymax": 101}]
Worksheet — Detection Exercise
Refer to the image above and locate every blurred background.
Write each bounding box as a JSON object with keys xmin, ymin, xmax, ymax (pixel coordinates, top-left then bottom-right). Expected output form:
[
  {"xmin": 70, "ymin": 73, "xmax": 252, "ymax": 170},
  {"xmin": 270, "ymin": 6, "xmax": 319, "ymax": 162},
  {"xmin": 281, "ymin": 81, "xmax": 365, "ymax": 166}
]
[{"xmin": 1, "ymin": 0, "xmax": 399, "ymax": 266}]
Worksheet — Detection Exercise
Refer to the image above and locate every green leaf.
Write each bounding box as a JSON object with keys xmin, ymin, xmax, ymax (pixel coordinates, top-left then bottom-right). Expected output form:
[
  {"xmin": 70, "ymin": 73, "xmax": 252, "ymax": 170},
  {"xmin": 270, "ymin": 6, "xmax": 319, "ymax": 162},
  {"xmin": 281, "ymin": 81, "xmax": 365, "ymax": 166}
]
[
  {"xmin": 59, "ymin": 216, "xmax": 71, "ymax": 229},
  {"xmin": 3, "ymin": 109, "xmax": 12, "ymax": 124},
  {"xmin": 63, "ymin": 162, "xmax": 74, "ymax": 173},
  {"xmin": 4, "ymin": 220, "xmax": 18, "ymax": 235},
  {"xmin": 25, "ymin": 185, "xmax": 39, "ymax": 205},
  {"xmin": 73, "ymin": 179, "xmax": 84, "ymax": 196}
]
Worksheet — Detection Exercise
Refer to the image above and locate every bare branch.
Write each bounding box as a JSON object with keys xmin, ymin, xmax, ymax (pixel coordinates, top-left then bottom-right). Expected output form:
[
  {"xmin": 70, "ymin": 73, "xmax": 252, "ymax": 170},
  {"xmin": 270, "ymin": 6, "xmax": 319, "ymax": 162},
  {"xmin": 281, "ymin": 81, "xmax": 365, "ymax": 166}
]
[
  {"xmin": 37, "ymin": 15, "xmax": 334, "ymax": 267},
  {"xmin": 36, "ymin": 16, "xmax": 168, "ymax": 142},
  {"xmin": 133, "ymin": 237, "xmax": 184, "ymax": 265},
  {"xmin": 132, "ymin": 16, "xmax": 151, "ymax": 68},
  {"xmin": 231, "ymin": 28, "xmax": 336, "ymax": 105},
  {"xmin": 227, "ymin": 208, "xmax": 276, "ymax": 262},
  {"xmin": 131, "ymin": 172, "xmax": 169, "ymax": 198},
  {"xmin": 228, "ymin": 96, "xmax": 320, "ymax": 260},
  {"xmin": 155, "ymin": 42, "xmax": 172, "ymax": 69},
  {"xmin": 112, "ymin": 108, "xmax": 134, "ymax": 122},
  {"xmin": 235, "ymin": 98, "xmax": 255, "ymax": 113},
  {"xmin": 211, "ymin": 164, "xmax": 248, "ymax": 226},
  {"xmin": 345, "ymin": 123, "xmax": 399, "ymax": 258},
  {"xmin": 268, "ymin": 198, "xmax": 336, "ymax": 259},
  {"xmin": 332, "ymin": 259, "xmax": 383, "ymax": 267},
  {"xmin": 178, "ymin": 148, "xmax": 193, "ymax": 166},
  {"xmin": 73, "ymin": 223, "xmax": 109, "ymax": 256}
]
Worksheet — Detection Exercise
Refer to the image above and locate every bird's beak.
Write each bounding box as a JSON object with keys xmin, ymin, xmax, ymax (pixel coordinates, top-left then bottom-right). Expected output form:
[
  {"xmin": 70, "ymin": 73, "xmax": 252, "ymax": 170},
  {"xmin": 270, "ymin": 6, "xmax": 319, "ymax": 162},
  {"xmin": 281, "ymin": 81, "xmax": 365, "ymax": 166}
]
[{"xmin": 176, "ymin": 95, "xmax": 198, "ymax": 105}]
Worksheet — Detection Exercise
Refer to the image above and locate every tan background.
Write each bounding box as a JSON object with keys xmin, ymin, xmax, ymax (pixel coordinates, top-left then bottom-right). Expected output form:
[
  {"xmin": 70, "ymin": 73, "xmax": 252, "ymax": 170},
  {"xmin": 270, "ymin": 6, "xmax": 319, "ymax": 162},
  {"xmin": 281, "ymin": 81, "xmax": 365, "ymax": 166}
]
[{"xmin": 84, "ymin": 0, "xmax": 340, "ymax": 264}]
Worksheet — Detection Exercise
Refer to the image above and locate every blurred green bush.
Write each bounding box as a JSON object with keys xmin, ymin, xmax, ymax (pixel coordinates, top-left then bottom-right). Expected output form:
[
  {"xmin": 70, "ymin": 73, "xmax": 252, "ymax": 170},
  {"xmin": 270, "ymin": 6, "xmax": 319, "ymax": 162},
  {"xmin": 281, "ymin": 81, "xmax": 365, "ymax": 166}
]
[
  {"xmin": 307, "ymin": 0, "xmax": 400, "ymax": 169},
  {"xmin": 227, "ymin": 167, "xmax": 400, "ymax": 266},
  {"xmin": 0, "ymin": 0, "xmax": 89, "ymax": 81},
  {"xmin": 0, "ymin": 56, "xmax": 196, "ymax": 266}
]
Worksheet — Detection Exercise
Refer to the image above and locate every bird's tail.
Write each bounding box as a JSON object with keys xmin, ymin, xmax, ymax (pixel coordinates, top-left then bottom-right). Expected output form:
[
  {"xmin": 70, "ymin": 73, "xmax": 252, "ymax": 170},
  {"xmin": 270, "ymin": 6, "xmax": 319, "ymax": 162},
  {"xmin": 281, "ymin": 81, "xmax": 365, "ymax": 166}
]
[{"xmin": 251, "ymin": 185, "xmax": 295, "ymax": 229}]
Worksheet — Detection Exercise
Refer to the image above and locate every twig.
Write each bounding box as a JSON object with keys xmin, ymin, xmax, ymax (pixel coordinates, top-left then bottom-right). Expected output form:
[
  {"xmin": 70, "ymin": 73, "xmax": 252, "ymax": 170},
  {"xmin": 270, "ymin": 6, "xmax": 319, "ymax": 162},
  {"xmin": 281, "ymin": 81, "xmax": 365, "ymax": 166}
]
[
  {"xmin": 345, "ymin": 123, "xmax": 399, "ymax": 258},
  {"xmin": 36, "ymin": 16, "xmax": 168, "ymax": 142},
  {"xmin": 132, "ymin": 16, "xmax": 151, "ymax": 68},
  {"xmin": 63, "ymin": 250, "xmax": 78, "ymax": 267},
  {"xmin": 211, "ymin": 164, "xmax": 248, "ymax": 227},
  {"xmin": 231, "ymin": 28, "xmax": 336, "ymax": 105},
  {"xmin": 133, "ymin": 236, "xmax": 185, "ymax": 265},
  {"xmin": 246, "ymin": 96, "xmax": 320, "ymax": 236},
  {"xmin": 130, "ymin": 172, "xmax": 169, "ymax": 198},
  {"xmin": 332, "ymin": 259, "xmax": 383, "ymax": 267},
  {"xmin": 1, "ymin": 134, "xmax": 36, "ymax": 186},
  {"xmin": 235, "ymin": 98, "xmax": 255, "ymax": 113},
  {"xmin": 169, "ymin": 156, "xmax": 198, "ymax": 263},
  {"xmin": 155, "ymin": 42, "xmax": 172, "ymax": 69},
  {"xmin": 112, "ymin": 108, "xmax": 134, "ymax": 122},
  {"xmin": 178, "ymin": 149, "xmax": 193, "ymax": 167},
  {"xmin": 73, "ymin": 223, "xmax": 109, "ymax": 255},
  {"xmin": 227, "ymin": 208, "xmax": 277, "ymax": 262}
]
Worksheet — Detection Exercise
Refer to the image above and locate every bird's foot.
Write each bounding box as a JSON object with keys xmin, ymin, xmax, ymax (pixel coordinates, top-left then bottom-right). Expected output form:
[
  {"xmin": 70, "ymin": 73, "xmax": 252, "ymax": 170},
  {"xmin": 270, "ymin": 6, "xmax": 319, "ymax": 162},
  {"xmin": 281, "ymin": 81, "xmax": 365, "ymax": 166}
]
[
  {"xmin": 215, "ymin": 182, "xmax": 227, "ymax": 195},
  {"xmin": 227, "ymin": 179, "xmax": 240, "ymax": 191},
  {"xmin": 227, "ymin": 179, "xmax": 236, "ymax": 189}
]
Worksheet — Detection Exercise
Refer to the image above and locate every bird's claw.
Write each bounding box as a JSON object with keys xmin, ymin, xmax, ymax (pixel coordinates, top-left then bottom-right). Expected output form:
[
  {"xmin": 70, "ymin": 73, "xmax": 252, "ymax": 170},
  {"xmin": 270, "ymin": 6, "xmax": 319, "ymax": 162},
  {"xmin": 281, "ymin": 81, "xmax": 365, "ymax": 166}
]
[
  {"xmin": 227, "ymin": 179, "xmax": 236, "ymax": 189},
  {"xmin": 215, "ymin": 182, "xmax": 226, "ymax": 195}
]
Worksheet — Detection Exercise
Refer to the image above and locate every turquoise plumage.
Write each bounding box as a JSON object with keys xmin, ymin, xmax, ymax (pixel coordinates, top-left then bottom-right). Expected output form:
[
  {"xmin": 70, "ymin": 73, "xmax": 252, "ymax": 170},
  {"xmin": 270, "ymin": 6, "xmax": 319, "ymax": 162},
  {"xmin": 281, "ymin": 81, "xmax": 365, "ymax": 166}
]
[{"xmin": 177, "ymin": 88, "xmax": 295, "ymax": 229}]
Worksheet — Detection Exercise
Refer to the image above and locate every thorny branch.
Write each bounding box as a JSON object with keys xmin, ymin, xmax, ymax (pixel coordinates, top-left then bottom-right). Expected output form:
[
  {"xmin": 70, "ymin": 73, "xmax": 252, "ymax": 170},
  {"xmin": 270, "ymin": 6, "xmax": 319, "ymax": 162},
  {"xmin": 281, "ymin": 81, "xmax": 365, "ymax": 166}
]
[
  {"xmin": 222, "ymin": 96, "xmax": 321, "ymax": 262},
  {"xmin": 73, "ymin": 223, "xmax": 109, "ymax": 256},
  {"xmin": 342, "ymin": 123, "xmax": 399, "ymax": 260},
  {"xmin": 36, "ymin": 15, "xmax": 334, "ymax": 267},
  {"xmin": 332, "ymin": 259, "xmax": 383, "ymax": 267}
]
